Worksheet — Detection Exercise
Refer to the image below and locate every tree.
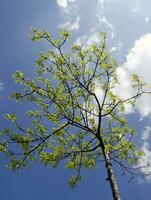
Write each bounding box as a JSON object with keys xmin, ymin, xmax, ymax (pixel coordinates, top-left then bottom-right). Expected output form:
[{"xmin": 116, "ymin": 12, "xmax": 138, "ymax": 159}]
[{"xmin": 0, "ymin": 29, "xmax": 150, "ymax": 200}]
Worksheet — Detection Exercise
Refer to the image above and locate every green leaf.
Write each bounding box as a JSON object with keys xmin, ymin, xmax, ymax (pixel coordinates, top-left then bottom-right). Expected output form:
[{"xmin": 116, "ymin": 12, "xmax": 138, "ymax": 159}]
[{"xmin": 4, "ymin": 113, "xmax": 17, "ymax": 122}]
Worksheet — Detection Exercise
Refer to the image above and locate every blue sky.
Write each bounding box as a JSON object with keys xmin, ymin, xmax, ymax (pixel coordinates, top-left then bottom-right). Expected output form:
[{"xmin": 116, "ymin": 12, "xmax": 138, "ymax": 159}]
[{"xmin": 1, "ymin": 0, "xmax": 151, "ymax": 199}]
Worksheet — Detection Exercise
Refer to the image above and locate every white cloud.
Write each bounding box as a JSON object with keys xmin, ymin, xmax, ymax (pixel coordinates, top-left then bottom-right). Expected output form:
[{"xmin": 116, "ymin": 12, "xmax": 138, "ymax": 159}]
[
  {"xmin": 75, "ymin": 35, "xmax": 87, "ymax": 45},
  {"xmin": 119, "ymin": 34, "xmax": 151, "ymax": 117},
  {"xmin": 58, "ymin": 16, "xmax": 80, "ymax": 31},
  {"xmin": 115, "ymin": 68, "xmax": 132, "ymax": 100},
  {"xmin": 96, "ymin": 3, "xmax": 114, "ymax": 30},
  {"xmin": 56, "ymin": 0, "xmax": 76, "ymax": 8},
  {"xmin": 145, "ymin": 16, "xmax": 150, "ymax": 23},
  {"xmin": 142, "ymin": 126, "xmax": 151, "ymax": 141},
  {"xmin": 123, "ymin": 34, "xmax": 151, "ymax": 77},
  {"xmin": 110, "ymin": 41, "xmax": 122, "ymax": 52},
  {"xmin": 94, "ymin": 85, "xmax": 104, "ymax": 105},
  {"xmin": 139, "ymin": 125, "xmax": 151, "ymax": 181},
  {"xmin": 76, "ymin": 32, "xmax": 99, "ymax": 46},
  {"xmin": 98, "ymin": 0, "xmax": 105, "ymax": 10},
  {"xmin": 110, "ymin": 46, "xmax": 117, "ymax": 52},
  {"xmin": 57, "ymin": 0, "xmax": 68, "ymax": 8},
  {"xmin": 132, "ymin": 5, "xmax": 142, "ymax": 13},
  {"xmin": 96, "ymin": 1, "xmax": 115, "ymax": 39},
  {"xmin": 113, "ymin": 67, "xmax": 134, "ymax": 114},
  {"xmin": 101, "ymin": 16, "xmax": 114, "ymax": 29},
  {"xmin": 86, "ymin": 33, "xmax": 99, "ymax": 45},
  {"xmin": 138, "ymin": 142, "xmax": 151, "ymax": 182}
]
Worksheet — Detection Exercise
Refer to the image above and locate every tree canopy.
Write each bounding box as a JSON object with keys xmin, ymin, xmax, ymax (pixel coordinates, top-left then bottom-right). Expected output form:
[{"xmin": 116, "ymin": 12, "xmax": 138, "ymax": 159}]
[{"xmin": 0, "ymin": 29, "xmax": 150, "ymax": 200}]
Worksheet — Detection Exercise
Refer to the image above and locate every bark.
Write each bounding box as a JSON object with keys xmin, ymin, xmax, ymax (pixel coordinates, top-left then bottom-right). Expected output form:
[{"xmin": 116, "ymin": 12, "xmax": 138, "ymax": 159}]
[
  {"xmin": 103, "ymin": 152, "xmax": 121, "ymax": 200},
  {"xmin": 98, "ymin": 134, "xmax": 121, "ymax": 199}
]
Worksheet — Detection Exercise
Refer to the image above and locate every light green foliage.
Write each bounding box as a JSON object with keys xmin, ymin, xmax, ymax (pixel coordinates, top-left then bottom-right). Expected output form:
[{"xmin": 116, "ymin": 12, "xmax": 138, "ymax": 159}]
[
  {"xmin": 0, "ymin": 29, "xmax": 148, "ymax": 187},
  {"xmin": 4, "ymin": 113, "xmax": 17, "ymax": 122}
]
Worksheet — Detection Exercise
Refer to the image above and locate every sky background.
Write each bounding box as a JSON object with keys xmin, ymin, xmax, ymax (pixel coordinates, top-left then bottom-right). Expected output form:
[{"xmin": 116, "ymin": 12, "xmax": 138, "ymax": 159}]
[{"xmin": 1, "ymin": 0, "xmax": 151, "ymax": 199}]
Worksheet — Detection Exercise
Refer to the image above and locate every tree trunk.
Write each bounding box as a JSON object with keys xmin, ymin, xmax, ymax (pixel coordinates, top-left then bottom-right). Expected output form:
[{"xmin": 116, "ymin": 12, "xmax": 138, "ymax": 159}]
[
  {"xmin": 97, "ymin": 126, "xmax": 121, "ymax": 199},
  {"xmin": 104, "ymin": 152, "xmax": 121, "ymax": 200}
]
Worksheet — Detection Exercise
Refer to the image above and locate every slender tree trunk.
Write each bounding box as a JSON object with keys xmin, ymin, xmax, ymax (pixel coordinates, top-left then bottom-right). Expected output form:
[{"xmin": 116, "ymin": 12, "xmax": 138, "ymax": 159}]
[
  {"xmin": 103, "ymin": 151, "xmax": 121, "ymax": 200},
  {"xmin": 97, "ymin": 111, "xmax": 121, "ymax": 199}
]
